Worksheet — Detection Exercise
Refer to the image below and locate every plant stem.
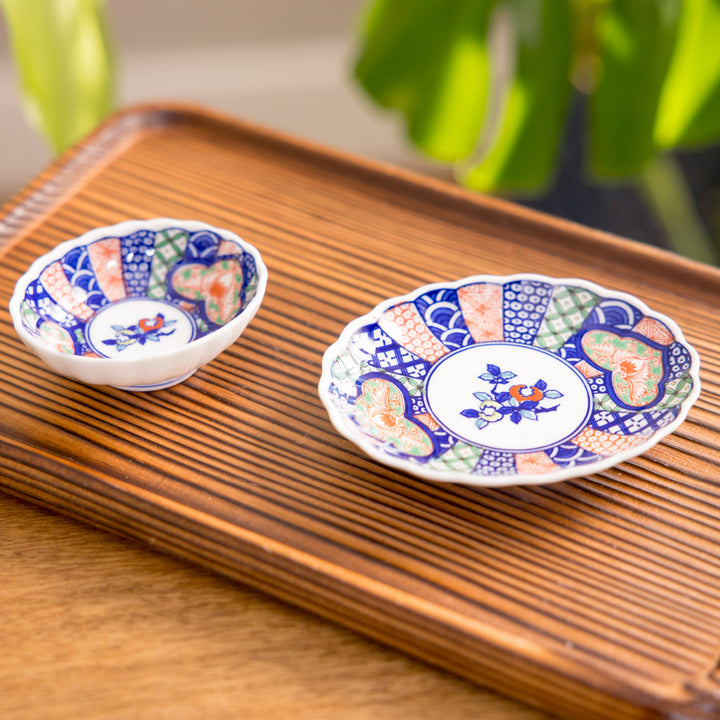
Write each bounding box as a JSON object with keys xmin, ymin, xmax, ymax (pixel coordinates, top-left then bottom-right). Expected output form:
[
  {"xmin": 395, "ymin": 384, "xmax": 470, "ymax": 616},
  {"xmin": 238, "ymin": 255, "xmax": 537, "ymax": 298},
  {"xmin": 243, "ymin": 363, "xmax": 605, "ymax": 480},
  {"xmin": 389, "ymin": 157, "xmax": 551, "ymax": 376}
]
[{"xmin": 638, "ymin": 153, "xmax": 719, "ymax": 265}]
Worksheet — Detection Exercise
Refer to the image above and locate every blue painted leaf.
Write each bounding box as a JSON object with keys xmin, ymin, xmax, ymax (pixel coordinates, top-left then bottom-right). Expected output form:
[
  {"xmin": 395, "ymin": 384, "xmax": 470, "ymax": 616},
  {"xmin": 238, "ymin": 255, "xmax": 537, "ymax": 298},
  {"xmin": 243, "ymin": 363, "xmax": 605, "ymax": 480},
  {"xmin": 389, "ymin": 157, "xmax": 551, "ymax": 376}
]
[
  {"xmin": 460, "ymin": 408, "xmax": 480, "ymax": 418},
  {"xmin": 487, "ymin": 363, "xmax": 501, "ymax": 375},
  {"xmin": 496, "ymin": 391, "xmax": 511, "ymax": 403},
  {"xmin": 544, "ymin": 389, "xmax": 563, "ymax": 399},
  {"xmin": 499, "ymin": 406, "xmax": 516, "ymax": 415},
  {"xmin": 535, "ymin": 379, "xmax": 547, "ymax": 391},
  {"xmin": 499, "ymin": 371, "xmax": 517, "ymax": 381},
  {"xmin": 473, "ymin": 391, "xmax": 491, "ymax": 401},
  {"xmin": 479, "ymin": 372, "xmax": 497, "ymax": 381},
  {"xmin": 475, "ymin": 418, "xmax": 489, "ymax": 430},
  {"xmin": 510, "ymin": 412, "xmax": 522, "ymax": 424},
  {"xmin": 519, "ymin": 400, "xmax": 538, "ymax": 410},
  {"xmin": 537, "ymin": 404, "xmax": 560, "ymax": 414},
  {"xmin": 520, "ymin": 409, "xmax": 538, "ymax": 420}
]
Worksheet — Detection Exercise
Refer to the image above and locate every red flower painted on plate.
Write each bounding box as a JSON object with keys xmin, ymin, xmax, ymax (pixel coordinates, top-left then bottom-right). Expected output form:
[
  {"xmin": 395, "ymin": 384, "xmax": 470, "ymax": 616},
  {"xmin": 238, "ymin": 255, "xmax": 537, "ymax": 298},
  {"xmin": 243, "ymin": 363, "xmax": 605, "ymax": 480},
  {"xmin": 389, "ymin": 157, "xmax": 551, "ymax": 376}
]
[{"xmin": 509, "ymin": 384, "xmax": 544, "ymax": 403}]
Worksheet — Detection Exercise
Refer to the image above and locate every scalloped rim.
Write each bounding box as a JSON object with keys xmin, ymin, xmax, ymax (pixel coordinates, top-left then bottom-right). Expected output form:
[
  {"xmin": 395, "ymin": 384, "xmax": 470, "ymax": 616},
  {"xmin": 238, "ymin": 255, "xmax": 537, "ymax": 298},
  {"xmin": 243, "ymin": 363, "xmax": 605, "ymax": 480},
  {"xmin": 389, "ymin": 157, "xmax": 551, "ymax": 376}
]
[
  {"xmin": 9, "ymin": 218, "xmax": 268, "ymax": 388},
  {"xmin": 318, "ymin": 274, "xmax": 702, "ymax": 487}
]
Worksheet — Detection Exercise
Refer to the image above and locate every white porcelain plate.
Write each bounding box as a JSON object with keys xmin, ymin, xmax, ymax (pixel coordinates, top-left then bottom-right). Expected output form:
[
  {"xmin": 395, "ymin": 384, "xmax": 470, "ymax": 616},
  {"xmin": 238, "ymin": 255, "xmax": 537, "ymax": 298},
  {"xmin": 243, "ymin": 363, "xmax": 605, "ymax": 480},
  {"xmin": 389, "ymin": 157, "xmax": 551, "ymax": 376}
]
[
  {"xmin": 10, "ymin": 219, "xmax": 267, "ymax": 391},
  {"xmin": 318, "ymin": 274, "xmax": 701, "ymax": 486}
]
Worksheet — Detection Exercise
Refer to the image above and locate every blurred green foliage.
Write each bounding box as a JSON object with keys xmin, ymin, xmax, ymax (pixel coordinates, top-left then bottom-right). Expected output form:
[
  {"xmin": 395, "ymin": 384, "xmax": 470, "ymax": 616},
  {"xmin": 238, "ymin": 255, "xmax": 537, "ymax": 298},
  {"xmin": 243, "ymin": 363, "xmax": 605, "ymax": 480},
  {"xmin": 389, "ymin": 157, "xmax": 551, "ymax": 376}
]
[
  {"xmin": 355, "ymin": 0, "xmax": 720, "ymax": 190},
  {"xmin": 2, "ymin": 0, "xmax": 719, "ymax": 262},
  {"xmin": 1, "ymin": 0, "xmax": 114, "ymax": 155},
  {"xmin": 355, "ymin": 0, "xmax": 720, "ymax": 262}
]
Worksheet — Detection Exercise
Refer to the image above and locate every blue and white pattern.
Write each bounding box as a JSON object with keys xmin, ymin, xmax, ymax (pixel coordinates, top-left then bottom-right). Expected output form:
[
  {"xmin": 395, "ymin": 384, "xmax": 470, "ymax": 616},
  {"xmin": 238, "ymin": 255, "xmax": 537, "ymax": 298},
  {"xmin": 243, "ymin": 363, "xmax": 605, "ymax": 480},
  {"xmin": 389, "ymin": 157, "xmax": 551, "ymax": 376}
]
[
  {"xmin": 588, "ymin": 407, "xmax": 679, "ymax": 435},
  {"xmin": 502, "ymin": 279, "xmax": 553, "ymax": 344},
  {"xmin": 186, "ymin": 230, "xmax": 221, "ymax": 260},
  {"xmin": 60, "ymin": 245, "xmax": 107, "ymax": 310},
  {"xmin": 584, "ymin": 299, "xmax": 644, "ymax": 330},
  {"xmin": 121, "ymin": 229, "xmax": 157, "ymax": 297},
  {"xmin": 413, "ymin": 288, "xmax": 473, "ymax": 350},
  {"xmin": 546, "ymin": 442, "xmax": 600, "ymax": 468},
  {"xmin": 476, "ymin": 449, "xmax": 517, "ymax": 475},
  {"xmin": 358, "ymin": 324, "xmax": 432, "ymax": 378}
]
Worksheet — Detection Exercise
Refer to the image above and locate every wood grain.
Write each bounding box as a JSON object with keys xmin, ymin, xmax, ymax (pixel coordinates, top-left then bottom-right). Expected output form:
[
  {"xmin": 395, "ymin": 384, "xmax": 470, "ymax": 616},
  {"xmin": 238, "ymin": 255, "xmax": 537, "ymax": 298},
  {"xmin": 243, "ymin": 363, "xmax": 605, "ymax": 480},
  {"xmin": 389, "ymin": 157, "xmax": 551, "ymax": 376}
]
[
  {"xmin": 1, "ymin": 104, "xmax": 720, "ymax": 719},
  {"xmin": 0, "ymin": 490, "xmax": 551, "ymax": 720}
]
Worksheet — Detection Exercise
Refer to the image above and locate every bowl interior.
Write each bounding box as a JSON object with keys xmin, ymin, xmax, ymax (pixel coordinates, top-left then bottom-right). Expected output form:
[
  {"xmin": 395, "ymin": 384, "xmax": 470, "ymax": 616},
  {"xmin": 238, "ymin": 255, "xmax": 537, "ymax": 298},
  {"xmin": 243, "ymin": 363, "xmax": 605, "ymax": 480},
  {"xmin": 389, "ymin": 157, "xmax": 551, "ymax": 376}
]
[{"xmin": 17, "ymin": 225, "xmax": 261, "ymax": 359}]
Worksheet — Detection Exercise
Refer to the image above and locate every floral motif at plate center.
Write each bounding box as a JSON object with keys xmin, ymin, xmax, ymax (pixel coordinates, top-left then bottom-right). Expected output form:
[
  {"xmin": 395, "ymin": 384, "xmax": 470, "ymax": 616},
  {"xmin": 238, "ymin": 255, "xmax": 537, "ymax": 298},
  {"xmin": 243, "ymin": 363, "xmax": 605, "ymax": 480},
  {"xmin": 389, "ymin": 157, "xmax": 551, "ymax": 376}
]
[{"xmin": 425, "ymin": 343, "xmax": 592, "ymax": 452}]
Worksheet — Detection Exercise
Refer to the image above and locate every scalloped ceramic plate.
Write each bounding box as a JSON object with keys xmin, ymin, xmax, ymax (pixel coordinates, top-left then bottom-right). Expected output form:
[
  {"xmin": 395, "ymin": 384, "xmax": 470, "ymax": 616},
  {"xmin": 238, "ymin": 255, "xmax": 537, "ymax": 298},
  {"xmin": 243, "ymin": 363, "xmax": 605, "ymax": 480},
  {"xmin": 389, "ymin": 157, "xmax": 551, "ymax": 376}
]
[{"xmin": 319, "ymin": 274, "xmax": 701, "ymax": 486}]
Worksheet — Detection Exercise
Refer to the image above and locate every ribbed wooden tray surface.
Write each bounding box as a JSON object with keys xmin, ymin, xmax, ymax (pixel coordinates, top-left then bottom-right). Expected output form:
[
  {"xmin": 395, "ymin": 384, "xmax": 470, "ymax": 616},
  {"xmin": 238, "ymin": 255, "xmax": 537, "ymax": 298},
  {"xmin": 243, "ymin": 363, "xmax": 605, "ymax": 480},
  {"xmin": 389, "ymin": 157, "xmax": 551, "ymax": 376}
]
[{"xmin": 1, "ymin": 105, "xmax": 720, "ymax": 720}]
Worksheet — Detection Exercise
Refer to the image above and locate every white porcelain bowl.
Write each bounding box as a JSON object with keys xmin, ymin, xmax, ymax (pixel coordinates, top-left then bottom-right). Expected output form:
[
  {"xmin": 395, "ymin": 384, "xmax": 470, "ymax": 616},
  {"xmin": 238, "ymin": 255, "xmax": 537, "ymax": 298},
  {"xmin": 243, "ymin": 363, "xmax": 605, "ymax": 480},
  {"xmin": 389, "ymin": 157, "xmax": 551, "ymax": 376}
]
[
  {"xmin": 10, "ymin": 218, "xmax": 267, "ymax": 391},
  {"xmin": 319, "ymin": 274, "xmax": 700, "ymax": 486}
]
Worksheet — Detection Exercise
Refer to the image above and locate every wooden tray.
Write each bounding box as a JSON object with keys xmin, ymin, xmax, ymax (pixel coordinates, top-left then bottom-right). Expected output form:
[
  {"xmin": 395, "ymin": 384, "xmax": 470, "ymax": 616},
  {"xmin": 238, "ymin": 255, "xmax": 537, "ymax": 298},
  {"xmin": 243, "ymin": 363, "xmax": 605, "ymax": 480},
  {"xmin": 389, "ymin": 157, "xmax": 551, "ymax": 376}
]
[{"xmin": 1, "ymin": 104, "xmax": 719, "ymax": 720}]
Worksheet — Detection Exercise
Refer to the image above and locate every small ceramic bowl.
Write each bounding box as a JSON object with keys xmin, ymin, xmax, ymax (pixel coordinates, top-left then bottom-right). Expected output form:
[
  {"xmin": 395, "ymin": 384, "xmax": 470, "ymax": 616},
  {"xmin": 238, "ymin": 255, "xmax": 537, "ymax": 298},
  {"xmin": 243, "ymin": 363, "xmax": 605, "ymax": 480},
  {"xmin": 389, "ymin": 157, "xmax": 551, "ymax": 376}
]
[
  {"xmin": 319, "ymin": 274, "xmax": 701, "ymax": 486},
  {"xmin": 10, "ymin": 218, "xmax": 267, "ymax": 391}
]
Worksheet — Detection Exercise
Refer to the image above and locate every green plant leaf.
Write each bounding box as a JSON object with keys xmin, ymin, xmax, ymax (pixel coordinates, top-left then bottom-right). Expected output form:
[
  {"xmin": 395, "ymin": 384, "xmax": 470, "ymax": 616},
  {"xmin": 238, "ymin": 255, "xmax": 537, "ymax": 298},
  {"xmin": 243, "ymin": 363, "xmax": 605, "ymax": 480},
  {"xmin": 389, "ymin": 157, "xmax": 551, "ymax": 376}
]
[
  {"xmin": 589, "ymin": 0, "xmax": 680, "ymax": 178},
  {"xmin": 354, "ymin": 0, "xmax": 496, "ymax": 162},
  {"xmin": 460, "ymin": 0, "xmax": 574, "ymax": 194},
  {"xmin": 1, "ymin": 0, "xmax": 114, "ymax": 154},
  {"xmin": 654, "ymin": 0, "xmax": 720, "ymax": 149}
]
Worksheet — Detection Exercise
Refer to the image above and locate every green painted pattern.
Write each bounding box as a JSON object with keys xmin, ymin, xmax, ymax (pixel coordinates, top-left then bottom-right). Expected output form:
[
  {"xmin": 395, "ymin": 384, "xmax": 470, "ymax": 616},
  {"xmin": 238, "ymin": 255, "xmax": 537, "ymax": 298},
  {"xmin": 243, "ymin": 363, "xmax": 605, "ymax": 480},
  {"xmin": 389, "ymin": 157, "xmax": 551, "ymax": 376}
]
[
  {"xmin": 331, "ymin": 350, "xmax": 371, "ymax": 396},
  {"xmin": 593, "ymin": 393, "xmax": 624, "ymax": 413},
  {"xmin": 355, "ymin": 377, "xmax": 434, "ymax": 457},
  {"xmin": 39, "ymin": 321, "xmax": 74, "ymax": 354},
  {"xmin": 391, "ymin": 373, "xmax": 424, "ymax": 396},
  {"xmin": 427, "ymin": 442, "xmax": 482, "ymax": 473},
  {"xmin": 657, "ymin": 373, "xmax": 694, "ymax": 410},
  {"xmin": 20, "ymin": 301, "xmax": 39, "ymax": 334},
  {"xmin": 172, "ymin": 259, "xmax": 244, "ymax": 325},
  {"xmin": 535, "ymin": 285, "xmax": 599, "ymax": 350},
  {"xmin": 195, "ymin": 317, "xmax": 210, "ymax": 336},
  {"xmin": 147, "ymin": 229, "xmax": 189, "ymax": 299},
  {"xmin": 244, "ymin": 266, "xmax": 258, "ymax": 302},
  {"xmin": 593, "ymin": 372, "xmax": 694, "ymax": 413},
  {"xmin": 583, "ymin": 330, "xmax": 664, "ymax": 407}
]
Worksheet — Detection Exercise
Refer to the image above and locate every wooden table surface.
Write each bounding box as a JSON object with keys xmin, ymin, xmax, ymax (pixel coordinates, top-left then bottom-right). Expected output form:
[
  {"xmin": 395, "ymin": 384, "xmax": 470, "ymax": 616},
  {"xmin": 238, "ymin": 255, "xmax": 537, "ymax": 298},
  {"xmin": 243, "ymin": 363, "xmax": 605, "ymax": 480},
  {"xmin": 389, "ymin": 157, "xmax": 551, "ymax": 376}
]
[
  {"xmin": 0, "ymin": 106, "xmax": 551, "ymax": 719},
  {"xmin": 1, "ymin": 489, "xmax": 551, "ymax": 720},
  {"xmin": 2, "ymin": 104, "xmax": 720, "ymax": 720}
]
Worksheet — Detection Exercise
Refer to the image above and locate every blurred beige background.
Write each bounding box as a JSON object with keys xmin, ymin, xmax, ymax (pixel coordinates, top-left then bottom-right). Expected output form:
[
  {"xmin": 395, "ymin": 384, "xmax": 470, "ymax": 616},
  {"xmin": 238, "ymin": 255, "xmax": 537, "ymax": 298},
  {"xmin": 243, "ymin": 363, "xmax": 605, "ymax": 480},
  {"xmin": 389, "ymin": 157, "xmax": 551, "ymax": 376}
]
[{"xmin": 0, "ymin": 0, "xmax": 439, "ymax": 201}]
